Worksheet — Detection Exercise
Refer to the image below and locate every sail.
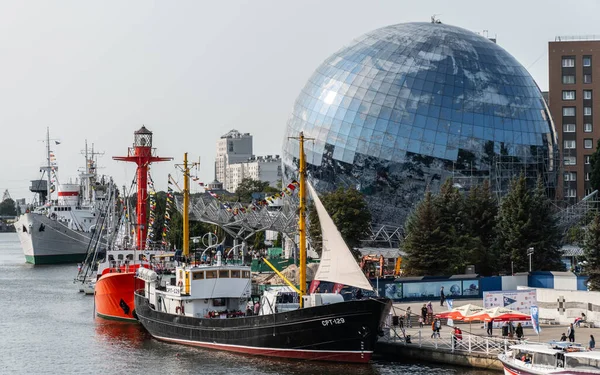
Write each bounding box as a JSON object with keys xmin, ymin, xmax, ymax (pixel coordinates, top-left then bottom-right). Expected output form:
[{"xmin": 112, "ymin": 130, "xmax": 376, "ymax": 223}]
[{"xmin": 307, "ymin": 182, "xmax": 373, "ymax": 291}]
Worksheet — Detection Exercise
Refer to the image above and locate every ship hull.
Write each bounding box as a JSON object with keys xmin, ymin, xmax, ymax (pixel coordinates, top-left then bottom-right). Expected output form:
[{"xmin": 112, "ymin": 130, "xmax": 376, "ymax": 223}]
[
  {"xmin": 14, "ymin": 213, "xmax": 93, "ymax": 264},
  {"xmin": 95, "ymin": 273, "xmax": 144, "ymax": 322},
  {"xmin": 135, "ymin": 292, "xmax": 391, "ymax": 363}
]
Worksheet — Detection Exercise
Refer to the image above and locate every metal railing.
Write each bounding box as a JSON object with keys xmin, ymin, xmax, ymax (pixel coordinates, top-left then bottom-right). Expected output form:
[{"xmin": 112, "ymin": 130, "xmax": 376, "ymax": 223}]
[{"xmin": 381, "ymin": 325, "xmax": 521, "ymax": 356}]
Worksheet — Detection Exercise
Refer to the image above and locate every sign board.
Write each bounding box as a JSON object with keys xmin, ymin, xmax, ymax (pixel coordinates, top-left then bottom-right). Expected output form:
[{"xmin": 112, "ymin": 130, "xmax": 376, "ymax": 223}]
[{"xmin": 483, "ymin": 289, "xmax": 537, "ymax": 327}]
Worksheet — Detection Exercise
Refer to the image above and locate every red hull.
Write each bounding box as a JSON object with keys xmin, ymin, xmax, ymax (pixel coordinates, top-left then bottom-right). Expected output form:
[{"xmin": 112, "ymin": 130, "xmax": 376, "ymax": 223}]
[
  {"xmin": 95, "ymin": 272, "xmax": 144, "ymax": 322},
  {"xmin": 154, "ymin": 335, "xmax": 372, "ymax": 363}
]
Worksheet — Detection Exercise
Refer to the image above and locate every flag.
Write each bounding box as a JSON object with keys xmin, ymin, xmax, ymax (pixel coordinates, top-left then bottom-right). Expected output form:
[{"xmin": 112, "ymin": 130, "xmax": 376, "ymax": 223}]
[
  {"xmin": 530, "ymin": 305, "xmax": 541, "ymax": 334},
  {"xmin": 55, "ymin": 140, "xmax": 61, "ymax": 145},
  {"xmin": 503, "ymin": 296, "xmax": 517, "ymax": 307},
  {"xmin": 446, "ymin": 299, "xmax": 454, "ymax": 327}
]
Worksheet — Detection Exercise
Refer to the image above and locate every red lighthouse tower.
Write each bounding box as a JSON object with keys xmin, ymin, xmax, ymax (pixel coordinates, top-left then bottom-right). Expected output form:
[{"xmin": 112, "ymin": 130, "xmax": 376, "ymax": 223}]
[{"xmin": 113, "ymin": 126, "xmax": 172, "ymax": 249}]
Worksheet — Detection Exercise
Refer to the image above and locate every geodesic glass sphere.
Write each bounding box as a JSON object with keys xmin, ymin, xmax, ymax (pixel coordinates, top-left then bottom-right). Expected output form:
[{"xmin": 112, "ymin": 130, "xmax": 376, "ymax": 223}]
[{"xmin": 282, "ymin": 22, "xmax": 556, "ymax": 226}]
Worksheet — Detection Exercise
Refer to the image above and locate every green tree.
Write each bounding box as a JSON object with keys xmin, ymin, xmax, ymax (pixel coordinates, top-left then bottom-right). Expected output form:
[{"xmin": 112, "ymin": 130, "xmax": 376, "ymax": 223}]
[
  {"xmin": 402, "ymin": 191, "xmax": 451, "ymax": 276},
  {"xmin": 308, "ymin": 201, "xmax": 322, "ymax": 254},
  {"xmin": 583, "ymin": 212, "xmax": 600, "ymax": 290},
  {"xmin": 274, "ymin": 232, "xmax": 283, "ymax": 248},
  {"xmin": 590, "ymin": 139, "xmax": 600, "ymax": 192},
  {"xmin": 528, "ymin": 176, "xmax": 564, "ymax": 271},
  {"xmin": 252, "ymin": 231, "xmax": 265, "ymax": 250},
  {"xmin": 308, "ymin": 187, "xmax": 371, "ymax": 256},
  {"xmin": 0, "ymin": 198, "xmax": 17, "ymax": 216},
  {"xmin": 464, "ymin": 180, "xmax": 498, "ymax": 276},
  {"xmin": 493, "ymin": 176, "xmax": 534, "ymax": 274},
  {"xmin": 234, "ymin": 178, "xmax": 278, "ymax": 202}
]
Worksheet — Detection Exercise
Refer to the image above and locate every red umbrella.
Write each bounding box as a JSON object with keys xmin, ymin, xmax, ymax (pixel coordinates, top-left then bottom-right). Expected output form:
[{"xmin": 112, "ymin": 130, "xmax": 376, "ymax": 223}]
[
  {"xmin": 464, "ymin": 306, "xmax": 531, "ymax": 322},
  {"xmin": 436, "ymin": 304, "xmax": 484, "ymax": 321}
]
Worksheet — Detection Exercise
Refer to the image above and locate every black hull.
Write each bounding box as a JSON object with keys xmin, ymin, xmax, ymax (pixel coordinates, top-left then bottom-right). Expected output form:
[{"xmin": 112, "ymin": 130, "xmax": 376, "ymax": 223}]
[{"xmin": 134, "ymin": 292, "xmax": 391, "ymax": 363}]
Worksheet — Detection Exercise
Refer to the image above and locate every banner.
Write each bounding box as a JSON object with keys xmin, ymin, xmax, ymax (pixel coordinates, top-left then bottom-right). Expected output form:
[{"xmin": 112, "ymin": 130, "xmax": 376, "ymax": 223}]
[
  {"xmin": 530, "ymin": 305, "xmax": 541, "ymax": 334},
  {"xmin": 446, "ymin": 299, "xmax": 454, "ymax": 327}
]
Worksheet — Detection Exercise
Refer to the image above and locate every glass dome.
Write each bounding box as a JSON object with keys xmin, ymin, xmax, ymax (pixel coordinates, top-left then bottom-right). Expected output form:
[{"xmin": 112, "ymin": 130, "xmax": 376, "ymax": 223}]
[{"xmin": 282, "ymin": 22, "xmax": 557, "ymax": 226}]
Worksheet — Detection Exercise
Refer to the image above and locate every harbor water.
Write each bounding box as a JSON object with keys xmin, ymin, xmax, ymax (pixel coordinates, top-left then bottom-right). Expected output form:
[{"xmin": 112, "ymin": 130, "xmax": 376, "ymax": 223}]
[{"xmin": 0, "ymin": 233, "xmax": 495, "ymax": 374}]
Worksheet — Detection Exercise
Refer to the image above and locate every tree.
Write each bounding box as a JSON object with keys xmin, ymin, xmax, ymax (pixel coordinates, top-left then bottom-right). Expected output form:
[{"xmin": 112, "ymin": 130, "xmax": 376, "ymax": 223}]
[
  {"xmin": 252, "ymin": 231, "xmax": 265, "ymax": 250},
  {"xmin": 234, "ymin": 178, "xmax": 278, "ymax": 202},
  {"xmin": 493, "ymin": 176, "xmax": 534, "ymax": 274},
  {"xmin": 308, "ymin": 187, "xmax": 371, "ymax": 256},
  {"xmin": 274, "ymin": 232, "xmax": 283, "ymax": 248},
  {"xmin": 583, "ymin": 212, "xmax": 600, "ymax": 290},
  {"xmin": 590, "ymin": 139, "xmax": 600, "ymax": 192},
  {"xmin": 0, "ymin": 198, "xmax": 17, "ymax": 216},
  {"xmin": 464, "ymin": 180, "xmax": 498, "ymax": 276},
  {"xmin": 528, "ymin": 176, "xmax": 564, "ymax": 271},
  {"xmin": 402, "ymin": 191, "xmax": 451, "ymax": 276}
]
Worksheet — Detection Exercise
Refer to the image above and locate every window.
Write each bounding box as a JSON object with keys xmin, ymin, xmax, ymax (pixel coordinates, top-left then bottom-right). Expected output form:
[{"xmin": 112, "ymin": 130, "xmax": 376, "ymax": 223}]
[
  {"xmin": 567, "ymin": 189, "xmax": 577, "ymax": 198},
  {"xmin": 563, "ymin": 91, "xmax": 576, "ymax": 100},
  {"xmin": 585, "ymin": 139, "xmax": 593, "ymax": 149},
  {"xmin": 585, "ymin": 74, "xmax": 593, "ymax": 84},
  {"xmin": 192, "ymin": 271, "xmax": 205, "ymax": 280},
  {"xmin": 219, "ymin": 270, "xmax": 229, "ymax": 278},
  {"xmin": 242, "ymin": 271, "xmax": 251, "ymax": 278},
  {"xmin": 564, "ymin": 140, "xmax": 576, "ymax": 149},
  {"xmin": 584, "ymin": 90, "xmax": 593, "ymax": 100},
  {"xmin": 586, "ymin": 172, "xmax": 591, "ymax": 181},
  {"xmin": 230, "ymin": 270, "xmax": 241, "ymax": 278},
  {"xmin": 586, "ymin": 155, "xmax": 591, "ymax": 164},
  {"xmin": 585, "ymin": 107, "xmax": 593, "ymax": 116},
  {"xmin": 584, "ymin": 56, "xmax": 592, "ymax": 67},
  {"xmin": 564, "ymin": 156, "xmax": 577, "ymax": 165},
  {"xmin": 562, "ymin": 57, "xmax": 575, "ymax": 67},
  {"xmin": 564, "ymin": 172, "xmax": 577, "ymax": 181},
  {"xmin": 563, "ymin": 107, "xmax": 576, "ymax": 116},
  {"xmin": 563, "ymin": 124, "xmax": 576, "ymax": 132},
  {"xmin": 586, "ymin": 188, "xmax": 593, "ymax": 196},
  {"xmin": 206, "ymin": 271, "xmax": 217, "ymax": 279},
  {"xmin": 563, "ymin": 75, "xmax": 576, "ymax": 84},
  {"xmin": 585, "ymin": 123, "xmax": 593, "ymax": 132}
]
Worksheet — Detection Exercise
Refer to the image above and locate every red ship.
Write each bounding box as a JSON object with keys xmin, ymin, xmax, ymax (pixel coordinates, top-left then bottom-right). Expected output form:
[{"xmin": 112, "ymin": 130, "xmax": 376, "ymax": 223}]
[{"xmin": 94, "ymin": 126, "xmax": 172, "ymax": 322}]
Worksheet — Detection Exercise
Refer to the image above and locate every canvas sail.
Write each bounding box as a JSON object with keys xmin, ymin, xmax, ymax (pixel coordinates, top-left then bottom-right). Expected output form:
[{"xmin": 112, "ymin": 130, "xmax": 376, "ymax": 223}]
[{"xmin": 307, "ymin": 182, "xmax": 373, "ymax": 291}]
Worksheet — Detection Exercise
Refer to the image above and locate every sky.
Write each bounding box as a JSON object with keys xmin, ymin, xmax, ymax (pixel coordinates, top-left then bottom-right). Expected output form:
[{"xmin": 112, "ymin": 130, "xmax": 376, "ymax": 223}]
[{"xmin": 2, "ymin": 0, "xmax": 599, "ymax": 202}]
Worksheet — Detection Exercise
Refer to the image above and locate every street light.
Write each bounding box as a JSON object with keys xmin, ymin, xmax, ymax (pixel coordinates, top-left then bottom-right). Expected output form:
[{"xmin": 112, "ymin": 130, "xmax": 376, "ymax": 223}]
[{"xmin": 527, "ymin": 247, "xmax": 534, "ymax": 272}]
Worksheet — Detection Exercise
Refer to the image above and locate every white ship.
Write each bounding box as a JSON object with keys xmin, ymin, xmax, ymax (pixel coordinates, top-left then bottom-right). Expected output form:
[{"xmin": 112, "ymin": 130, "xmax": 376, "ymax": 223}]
[{"xmin": 14, "ymin": 128, "xmax": 111, "ymax": 264}]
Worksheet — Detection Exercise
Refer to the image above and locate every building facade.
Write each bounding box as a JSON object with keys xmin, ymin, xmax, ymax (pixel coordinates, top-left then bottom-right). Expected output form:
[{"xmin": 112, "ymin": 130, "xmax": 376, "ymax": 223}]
[
  {"xmin": 549, "ymin": 37, "xmax": 600, "ymax": 201},
  {"xmin": 225, "ymin": 155, "xmax": 282, "ymax": 193},
  {"xmin": 215, "ymin": 130, "xmax": 253, "ymax": 189}
]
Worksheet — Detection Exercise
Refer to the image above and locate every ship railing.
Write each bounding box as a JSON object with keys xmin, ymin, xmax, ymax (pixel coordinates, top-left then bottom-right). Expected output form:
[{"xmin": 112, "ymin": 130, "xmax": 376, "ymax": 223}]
[{"xmin": 382, "ymin": 326, "xmax": 519, "ymax": 355}]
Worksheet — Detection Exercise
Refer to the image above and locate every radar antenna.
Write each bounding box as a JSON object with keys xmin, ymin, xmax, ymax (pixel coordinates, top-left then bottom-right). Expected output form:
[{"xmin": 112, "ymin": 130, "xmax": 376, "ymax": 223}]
[{"xmin": 431, "ymin": 14, "xmax": 442, "ymax": 24}]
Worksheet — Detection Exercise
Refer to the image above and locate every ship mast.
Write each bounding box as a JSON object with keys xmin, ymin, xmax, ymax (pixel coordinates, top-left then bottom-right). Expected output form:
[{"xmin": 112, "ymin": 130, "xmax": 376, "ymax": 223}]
[
  {"xmin": 298, "ymin": 133, "xmax": 307, "ymax": 307},
  {"xmin": 183, "ymin": 152, "xmax": 190, "ymax": 257},
  {"xmin": 46, "ymin": 127, "xmax": 52, "ymax": 204}
]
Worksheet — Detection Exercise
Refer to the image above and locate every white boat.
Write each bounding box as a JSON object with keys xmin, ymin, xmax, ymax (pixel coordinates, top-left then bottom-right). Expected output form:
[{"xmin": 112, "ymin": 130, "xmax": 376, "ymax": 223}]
[
  {"xmin": 499, "ymin": 342, "xmax": 600, "ymax": 374},
  {"xmin": 14, "ymin": 129, "xmax": 111, "ymax": 264}
]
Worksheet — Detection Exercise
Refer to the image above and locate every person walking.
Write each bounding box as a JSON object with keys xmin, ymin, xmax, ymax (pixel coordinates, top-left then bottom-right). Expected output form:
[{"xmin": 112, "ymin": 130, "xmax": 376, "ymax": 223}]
[
  {"xmin": 440, "ymin": 286, "xmax": 445, "ymax": 306},
  {"xmin": 426, "ymin": 301, "xmax": 433, "ymax": 324},
  {"xmin": 515, "ymin": 323, "xmax": 524, "ymax": 340},
  {"xmin": 431, "ymin": 318, "xmax": 442, "ymax": 338},
  {"xmin": 452, "ymin": 326, "xmax": 462, "ymax": 348},
  {"xmin": 405, "ymin": 306, "xmax": 412, "ymax": 328},
  {"xmin": 568, "ymin": 323, "xmax": 575, "ymax": 343},
  {"xmin": 590, "ymin": 335, "xmax": 596, "ymax": 350},
  {"xmin": 421, "ymin": 304, "xmax": 427, "ymax": 326},
  {"xmin": 487, "ymin": 321, "xmax": 493, "ymax": 337}
]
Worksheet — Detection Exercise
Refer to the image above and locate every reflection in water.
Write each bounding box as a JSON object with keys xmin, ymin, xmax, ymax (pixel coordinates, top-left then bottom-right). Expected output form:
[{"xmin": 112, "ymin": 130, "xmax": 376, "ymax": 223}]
[{"xmin": 94, "ymin": 320, "xmax": 150, "ymax": 349}]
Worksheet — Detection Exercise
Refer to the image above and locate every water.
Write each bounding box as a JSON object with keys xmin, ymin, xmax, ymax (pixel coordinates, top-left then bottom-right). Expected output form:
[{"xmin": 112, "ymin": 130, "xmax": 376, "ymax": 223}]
[{"xmin": 0, "ymin": 233, "xmax": 496, "ymax": 374}]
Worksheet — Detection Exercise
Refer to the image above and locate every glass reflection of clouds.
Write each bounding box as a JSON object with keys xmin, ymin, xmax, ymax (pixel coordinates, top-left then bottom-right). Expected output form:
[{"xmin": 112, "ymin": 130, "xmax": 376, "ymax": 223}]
[{"xmin": 283, "ymin": 22, "xmax": 556, "ymax": 226}]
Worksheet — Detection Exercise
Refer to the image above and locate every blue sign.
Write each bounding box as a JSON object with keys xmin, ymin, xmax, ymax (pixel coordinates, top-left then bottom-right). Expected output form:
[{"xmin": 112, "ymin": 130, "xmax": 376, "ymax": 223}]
[
  {"xmin": 530, "ymin": 305, "xmax": 541, "ymax": 334},
  {"xmin": 503, "ymin": 296, "xmax": 517, "ymax": 306}
]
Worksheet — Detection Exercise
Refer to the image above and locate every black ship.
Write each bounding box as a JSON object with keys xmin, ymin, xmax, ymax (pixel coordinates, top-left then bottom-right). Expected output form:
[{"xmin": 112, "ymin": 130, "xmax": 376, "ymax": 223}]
[{"xmin": 134, "ymin": 136, "xmax": 391, "ymax": 363}]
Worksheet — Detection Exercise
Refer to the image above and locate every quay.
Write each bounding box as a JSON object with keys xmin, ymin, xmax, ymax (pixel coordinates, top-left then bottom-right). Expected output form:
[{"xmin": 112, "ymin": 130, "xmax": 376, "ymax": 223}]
[{"xmin": 375, "ymin": 300, "xmax": 598, "ymax": 371}]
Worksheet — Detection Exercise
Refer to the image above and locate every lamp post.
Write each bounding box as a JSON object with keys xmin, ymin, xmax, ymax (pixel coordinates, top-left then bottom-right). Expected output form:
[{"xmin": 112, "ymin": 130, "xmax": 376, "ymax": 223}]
[{"xmin": 527, "ymin": 247, "xmax": 534, "ymax": 272}]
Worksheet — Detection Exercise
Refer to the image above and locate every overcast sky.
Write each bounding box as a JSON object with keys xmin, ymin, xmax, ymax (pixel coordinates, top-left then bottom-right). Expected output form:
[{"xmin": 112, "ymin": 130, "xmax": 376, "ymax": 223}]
[{"xmin": 2, "ymin": 0, "xmax": 599, "ymax": 202}]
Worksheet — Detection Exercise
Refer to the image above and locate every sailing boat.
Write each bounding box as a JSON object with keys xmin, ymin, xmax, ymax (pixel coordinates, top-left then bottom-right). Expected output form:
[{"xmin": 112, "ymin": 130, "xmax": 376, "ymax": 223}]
[{"xmin": 133, "ymin": 133, "xmax": 392, "ymax": 363}]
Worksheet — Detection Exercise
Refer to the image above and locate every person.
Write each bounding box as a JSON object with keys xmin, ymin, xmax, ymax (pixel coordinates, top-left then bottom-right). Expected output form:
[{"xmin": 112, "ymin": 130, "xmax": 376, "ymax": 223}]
[
  {"xmin": 487, "ymin": 321, "xmax": 493, "ymax": 337},
  {"xmin": 568, "ymin": 323, "xmax": 575, "ymax": 343},
  {"xmin": 590, "ymin": 335, "xmax": 596, "ymax": 350},
  {"xmin": 419, "ymin": 315, "xmax": 424, "ymax": 328},
  {"xmin": 399, "ymin": 315, "xmax": 404, "ymax": 329},
  {"xmin": 254, "ymin": 301, "xmax": 260, "ymax": 315},
  {"xmin": 355, "ymin": 289, "xmax": 363, "ymax": 300},
  {"xmin": 426, "ymin": 301, "xmax": 433, "ymax": 324},
  {"xmin": 560, "ymin": 332, "xmax": 567, "ymax": 341},
  {"xmin": 421, "ymin": 304, "xmax": 428, "ymax": 325},
  {"xmin": 431, "ymin": 318, "xmax": 441, "ymax": 338},
  {"xmin": 440, "ymin": 286, "xmax": 445, "ymax": 306},
  {"xmin": 405, "ymin": 306, "xmax": 412, "ymax": 328},
  {"xmin": 452, "ymin": 326, "xmax": 462, "ymax": 348},
  {"xmin": 516, "ymin": 322, "xmax": 524, "ymax": 340},
  {"xmin": 576, "ymin": 312, "xmax": 587, "ymax": 327},
  {"xmin": 246, "ymin": 300, "xmax": 254, "ymax": 316}
]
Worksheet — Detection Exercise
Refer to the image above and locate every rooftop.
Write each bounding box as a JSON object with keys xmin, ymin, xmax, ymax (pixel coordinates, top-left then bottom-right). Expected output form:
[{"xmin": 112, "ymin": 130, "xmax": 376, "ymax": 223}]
[{"xmin": 554, "ymin": 35, "xmax": 600, "ymax": 42}]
